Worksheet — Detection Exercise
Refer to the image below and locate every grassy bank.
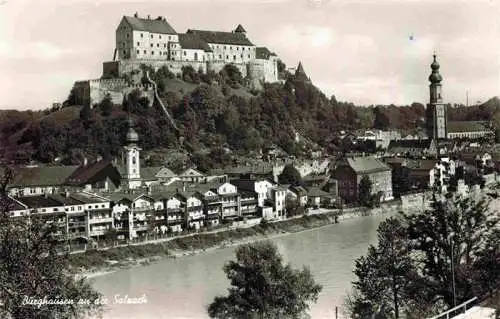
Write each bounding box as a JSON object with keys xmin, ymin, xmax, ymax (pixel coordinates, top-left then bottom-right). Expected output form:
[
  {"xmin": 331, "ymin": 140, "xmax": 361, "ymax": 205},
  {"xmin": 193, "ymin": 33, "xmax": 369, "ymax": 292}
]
[{"xmin": 70, "ymin": 213, "xmax": 340, "ymax": 276}]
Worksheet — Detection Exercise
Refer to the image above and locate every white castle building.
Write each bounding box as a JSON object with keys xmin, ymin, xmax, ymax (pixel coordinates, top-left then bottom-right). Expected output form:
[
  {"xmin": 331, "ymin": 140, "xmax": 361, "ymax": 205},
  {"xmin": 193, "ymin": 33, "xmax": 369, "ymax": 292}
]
[
  {"xmin": 72, "ymin": 13, "xmax": 281, "ymax": 108},
  {"xmin": 104, "ymin": 13, "xmax": 279, "ymax": 86}
]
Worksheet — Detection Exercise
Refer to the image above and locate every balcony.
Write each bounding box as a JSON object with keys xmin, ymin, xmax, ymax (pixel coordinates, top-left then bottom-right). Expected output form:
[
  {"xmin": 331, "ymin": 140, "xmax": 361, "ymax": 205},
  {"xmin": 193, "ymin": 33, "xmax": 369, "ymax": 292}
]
[
  {"xmin": 133, "ymin": 207, "xmax": 154, "ymax": 212},
  {"xmin": 167, "ymin": 218, "xmax": 183, "ymax": 225},
  {"xmin": 204, "ymin": 196, "xmax": 221, "ymax": 204},
  {"xmin": 133, "ymin": 223, "xmax": 149, "ymax": 231},
  {"xmin": 68, "ymin": 221, "xmax": 87, "ymax": 228},
  {"xmin": 89, "ymin": 229, "xmax": 106, "ymax": 237},
  {"xmin": 187, "ymin": 206, "xmax": 203, "ymax": 212},
  {"xmin": 221, "ymin": 201, "xmax": 238, "ymax": 208},
  {"xmin": 88, "ymin": 217, "xmax": 113, "ymax": 224},
  {"xmin": 166, "ymin": 207, "xmax": 182, "ymax": 213},
  {"xmin": 240, "ymin": 198, "xmax": 257, "ymax": 205}
]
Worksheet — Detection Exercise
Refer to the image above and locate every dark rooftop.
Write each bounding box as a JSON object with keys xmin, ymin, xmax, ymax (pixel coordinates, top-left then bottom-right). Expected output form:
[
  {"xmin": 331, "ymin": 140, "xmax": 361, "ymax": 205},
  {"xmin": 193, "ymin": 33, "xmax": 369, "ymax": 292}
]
[
  {"xmin": 179, "ymin": 33, "xmax": 213, "ymax": 52},
  {"xmin": 187, "ymin": 29, "xmax": 254, "ymax": 46},
  {"xmin": 9, "ymin": 165, "xmax": 78, "ymax": 188},
  {"xmin": 123, "ymin": 15, "xmax": 177, "ymax": 34}
]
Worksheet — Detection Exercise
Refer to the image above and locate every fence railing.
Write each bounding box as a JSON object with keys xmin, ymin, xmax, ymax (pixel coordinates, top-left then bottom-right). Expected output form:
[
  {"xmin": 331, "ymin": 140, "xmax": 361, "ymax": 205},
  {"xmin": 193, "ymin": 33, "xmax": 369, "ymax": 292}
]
[{"xmin": 427, "ymin": 297, "xmax": 478, "ymax": 319}]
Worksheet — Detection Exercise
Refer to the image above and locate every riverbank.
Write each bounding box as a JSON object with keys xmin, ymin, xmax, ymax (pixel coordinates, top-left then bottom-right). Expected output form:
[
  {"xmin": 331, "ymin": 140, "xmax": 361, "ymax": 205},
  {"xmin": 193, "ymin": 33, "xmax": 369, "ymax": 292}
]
[{"xmin": 72, "ymin": 206, "xmax": 397, "ymax": 279}]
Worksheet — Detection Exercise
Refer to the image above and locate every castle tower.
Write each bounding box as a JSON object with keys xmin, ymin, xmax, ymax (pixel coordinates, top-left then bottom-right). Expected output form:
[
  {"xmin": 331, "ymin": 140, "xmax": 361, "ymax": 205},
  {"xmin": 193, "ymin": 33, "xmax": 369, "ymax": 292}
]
[
  {"xmin": 123, "ymin": 118, "xmax": 142, "ymax": 189},
  {"xmin": 294, "ymin": 62, "xmax": 311, "ymax": 83},
  {"xmin": 234, "ymin": 24, "xmax": 247, "ymax": 35},
  {"xmin": 426, "ymin": 53, "xmax": 447, "ymax": 140}
]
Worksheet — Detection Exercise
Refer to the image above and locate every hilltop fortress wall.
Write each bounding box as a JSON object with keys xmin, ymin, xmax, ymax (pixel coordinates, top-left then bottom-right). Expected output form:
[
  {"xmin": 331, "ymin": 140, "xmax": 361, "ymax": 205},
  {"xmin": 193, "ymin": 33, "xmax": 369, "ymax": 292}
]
[
  {"xmin": 74, "ymin": 57, "xmax": 278, "ymax": 108},
  {"xmin": 73, "ymin": 78, "xmax": 154, "ymax": 108}
]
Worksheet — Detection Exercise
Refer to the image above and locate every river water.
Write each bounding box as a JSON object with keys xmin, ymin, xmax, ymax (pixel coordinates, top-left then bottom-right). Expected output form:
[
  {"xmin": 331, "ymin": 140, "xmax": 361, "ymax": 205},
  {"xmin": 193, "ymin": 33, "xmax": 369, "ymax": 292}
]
[{"xmin": 92, "ymin": 212, "xmax": 391, "ymax": 319}]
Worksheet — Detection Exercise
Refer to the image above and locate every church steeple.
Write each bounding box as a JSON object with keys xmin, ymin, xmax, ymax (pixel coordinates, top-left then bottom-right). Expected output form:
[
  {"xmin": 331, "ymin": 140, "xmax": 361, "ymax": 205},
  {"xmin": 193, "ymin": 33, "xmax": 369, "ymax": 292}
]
[
  {"xmin": 426, "ymin": 52, "xmax": 447, "ymax": 143},
  {"xmin": 123, "ymin": 117, "xmax": 142, "ymax": 189}
]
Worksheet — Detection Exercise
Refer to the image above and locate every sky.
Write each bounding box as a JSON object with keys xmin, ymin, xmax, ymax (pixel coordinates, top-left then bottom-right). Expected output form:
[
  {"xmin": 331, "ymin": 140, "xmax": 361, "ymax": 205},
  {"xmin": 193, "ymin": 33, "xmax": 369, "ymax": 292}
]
[{"xmin": 0, "ymin": 0, "xmax": 499, "ymax": 110}]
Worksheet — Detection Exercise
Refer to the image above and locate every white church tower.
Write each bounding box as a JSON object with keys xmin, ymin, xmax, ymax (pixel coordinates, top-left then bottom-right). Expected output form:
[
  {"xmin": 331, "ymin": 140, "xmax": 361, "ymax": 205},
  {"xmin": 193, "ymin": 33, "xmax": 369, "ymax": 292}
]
[{"xmin": 123, "ymin": 118, "xmax": 142, "ymax": 189}]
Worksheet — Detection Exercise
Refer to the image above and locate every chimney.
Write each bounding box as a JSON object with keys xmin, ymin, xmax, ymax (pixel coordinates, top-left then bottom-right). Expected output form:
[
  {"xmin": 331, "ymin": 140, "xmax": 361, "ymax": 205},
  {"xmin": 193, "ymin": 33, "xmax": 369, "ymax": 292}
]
[
  {"xmin": 182, "ymin": 182, "xmax": 186, "ymax": 192},
  {"xmin": 97, "ymin": 155, "xmax": 102, "ymax": 162},
  {"xmin": 157, "ymin": 16, "xmax": 162, "ymax": 20},
  {"xmin": 147, "ymin": 14, "xmax": 151, "ymax": 19},
  {"xmin": 83, "ymin": 157, "xmax": 88, "ymax": 166},
  {"xmin": 134, "ymin": 12, "xmax": 138, "ymax": 18},
  {"xmin": 65, "ymin": 190, "xmax": 70, "ymax": 198}
]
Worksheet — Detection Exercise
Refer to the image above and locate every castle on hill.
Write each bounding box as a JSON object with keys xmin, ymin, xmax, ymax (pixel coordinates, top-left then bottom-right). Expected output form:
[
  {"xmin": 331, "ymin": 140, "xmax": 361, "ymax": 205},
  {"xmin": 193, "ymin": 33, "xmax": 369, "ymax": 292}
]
[{"xmin": 72, "ymin": 13, "xmax": 288, "ymax": 108}]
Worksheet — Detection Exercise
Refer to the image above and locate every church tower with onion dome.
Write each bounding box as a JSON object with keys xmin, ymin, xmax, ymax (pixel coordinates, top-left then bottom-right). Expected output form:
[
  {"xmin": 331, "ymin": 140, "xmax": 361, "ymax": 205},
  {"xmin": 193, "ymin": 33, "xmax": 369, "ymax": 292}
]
[
  {"xmin": 426, "ymin": 53, "xmax": 447, "ymax": 140},
  {"xmin": 123, "ymin": 118, "xmax": 142, "ymax": 189}
]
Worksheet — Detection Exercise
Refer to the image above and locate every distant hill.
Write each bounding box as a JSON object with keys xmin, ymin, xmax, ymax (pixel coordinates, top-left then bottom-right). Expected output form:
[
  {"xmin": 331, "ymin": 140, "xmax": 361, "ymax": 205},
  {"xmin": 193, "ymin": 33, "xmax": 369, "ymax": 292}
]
[{"xmin": 4, "ymin": 65, "xmax": 492, "ymax": 169}]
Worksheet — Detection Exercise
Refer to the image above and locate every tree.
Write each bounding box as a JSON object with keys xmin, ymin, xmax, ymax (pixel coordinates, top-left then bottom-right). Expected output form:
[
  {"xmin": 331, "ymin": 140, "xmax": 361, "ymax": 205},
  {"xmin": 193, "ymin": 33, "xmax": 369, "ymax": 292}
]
[
  {"xmin": 358, "ymin": 175, "xmax": 373, "ymax": 208},
  {"xmin": 403, "ymin": 193, "xmax": 500, "ymax": 311},
  {"xmin": 348, "ymin": 217, "xmax": 415, "ymax": 318},
  {"xmin": 208, "ymin": 241, "xmax": 322, "ymax": 319},
  {"xmin": 278, "ymin": 164, "xmax": 303, "ymax": 186},
  {"xmin": 99, "ymin": 93, "xmax": 113, "ymax": 116},
  {"xmin": 0, "ymin": 167, "xmax": 103, "ymax": 318}
]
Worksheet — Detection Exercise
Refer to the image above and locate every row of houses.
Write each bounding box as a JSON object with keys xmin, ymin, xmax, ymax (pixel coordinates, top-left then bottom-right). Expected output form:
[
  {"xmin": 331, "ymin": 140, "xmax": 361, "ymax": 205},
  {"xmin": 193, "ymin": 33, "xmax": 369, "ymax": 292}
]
[{"xmin": 5, "ymin": 177, "xmax": 334, "ymax": 241}]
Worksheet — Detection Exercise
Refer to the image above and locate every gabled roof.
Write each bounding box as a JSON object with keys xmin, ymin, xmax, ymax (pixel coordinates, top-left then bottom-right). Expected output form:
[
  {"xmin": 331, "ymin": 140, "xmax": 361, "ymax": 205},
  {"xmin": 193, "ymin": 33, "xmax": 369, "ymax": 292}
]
[
  {"xmin": 307, "ymin": 187, "xmax": 331, "ymax": 198},
  {"xmin": 187, "ymin": 29, "xmax": 254, "ymax": 46},
  {"xmin": 4, "ymin": 196, "xmax": 28, "ymax": 211},
  {"xmin": 338, "ymin": 157, "xmax": 390, "ymax": 174},
  {"xmin": 447, "ymin": 121, "xmax": 491, "ymax": 133},
  {"xmin": 65, "ymin": 160, "xmax": 121, "ymax": 186},
  {"xmin": 179, "ymin": 33, "xmax": 213, "ymax": 52},
  {"xmin": 9, "ymin": 165, "xmax": 79, "ymax": 188},
  {"xmin": 156, "ymin": 167, "xmax": 176, "ymax": 179},
  {"xmin": 404, "ymin": 159, "xmax": 437, "ymax": 171},
  {"xmin": 178, "ymin": 168, "xmax": 204, "ymax": 177},
  {"xmin": 122, "ymin": 15, "xmax": 177, "ymax": 34},
  {"xmin": 290, "ymin": 185, "xmax": 308, "ymax": 196},
  {"xmin": 141, "ymin": 166, "xmax": 163, "ymax": 181},
  {"xmin": 388, "ymin": 139, "xmax": 433, "ymax": 149},
  {"xmin": 16, "ymin": 195, "xmax": 64, "ymax": 209},
  {"xmin": 234, "ymin": 24, "xmax": 246, "ymax": 33}
]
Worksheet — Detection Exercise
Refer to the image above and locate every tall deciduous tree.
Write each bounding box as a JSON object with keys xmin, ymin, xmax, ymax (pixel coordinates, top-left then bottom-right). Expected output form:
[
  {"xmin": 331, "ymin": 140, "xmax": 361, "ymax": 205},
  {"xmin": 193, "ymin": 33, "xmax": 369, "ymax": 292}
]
[
  {"xmin": 403, "ymin": 193, "xmax": 500, "ymax": 309},
  {"xmin": 0, "ymin": 167, "xmax": 103, "ymax": 319},
  {"xmin": 358, "ymin": 175, "xmax": 373, "ymax": 208},
  {"xmin": 208, "ymin": 241, "xmax": 322, "ymax": 319},
  {"xmin": 348, "ymin": 217, "xmax": 415, "ymax": 318}
]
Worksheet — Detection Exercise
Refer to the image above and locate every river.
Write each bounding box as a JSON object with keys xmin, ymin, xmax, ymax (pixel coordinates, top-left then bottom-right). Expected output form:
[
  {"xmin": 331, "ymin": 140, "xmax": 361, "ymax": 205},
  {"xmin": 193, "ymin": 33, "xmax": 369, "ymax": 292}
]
[{"xmin": 92, "ymin": 212, "xmax": 391, "ymax": 319}]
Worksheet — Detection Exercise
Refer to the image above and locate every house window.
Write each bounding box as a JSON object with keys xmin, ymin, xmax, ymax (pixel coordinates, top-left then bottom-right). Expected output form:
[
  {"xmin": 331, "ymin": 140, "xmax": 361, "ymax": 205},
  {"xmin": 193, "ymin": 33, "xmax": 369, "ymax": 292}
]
[
  {"xmin": 136, "ymin": 50, "xmax": 139, "ymax": 54},
  {"xmin": 151, "ymin": 51, "xmax": 154, "ymax": 55},
  {"xmin": 137, "ymin": 42, "xmax": 140, "ymax": 46},
  {"xmin": 141, "ymin": 33, "xmax": 143, "ymax": 38},
  {"xmin": 151, "ymin": 34, "xmax": 154, "ymax": 38},
  {"xmin": 183, "ymin": 51, "xmax": 186, "ymax": 56},
  {"xmin": 248, "ymin": 54, "xmax": 250, "ymax": 58},
  {"xmin": 219, "ymin": 54, "xmax": 222, "ymax": 59},
  {"xmin": 168, "ymin": 36, "xmax": 171, "ymax": 41},
  {"xmin": 164, "ymin": 44, "xmax": 167, "ymax": 48},
  {"xmin": 126, "ymin": 33, "xmax": 129, "ymax": 38},
  {"xmin": 151, "ymin": 43, "xmax": 153, "ymax": 47},
  {"xmin": 159, "ymin": 35, "xmax": 162, "ymax": 39},
  {"xmin": 157, "ymin": 43, "xmax": 159, "ymax": 47},
  {"xmin": 224, "ymin": 46, "xmax": 227, "ymax": 49},
  {"xmin": 71, "ymin": 207, "xmax": 74, "ymax": 211},
  {"xmin": 144, "ymin": 50, "xmax": 146, "ymax": 54},
  {"xmin": 226, "ymin": 55, "xmax": 229, "ymax": 59},
  {"xmin": 233, "ymin": 55, "xmax": 236, "ymax": 60},
  {"xmin": 241, "ymin": 54, "xmax": 243, "ymax": 58},
  {"xmin": 237, "ymin": 47, "xmax": 239, "ymax": 50},
  {"xmin": 78, "ymin": 206, "xmax": 82, "ymax": 210}
]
